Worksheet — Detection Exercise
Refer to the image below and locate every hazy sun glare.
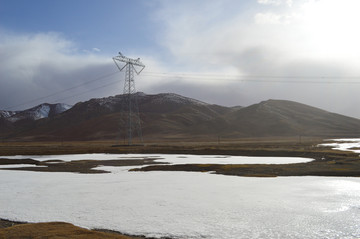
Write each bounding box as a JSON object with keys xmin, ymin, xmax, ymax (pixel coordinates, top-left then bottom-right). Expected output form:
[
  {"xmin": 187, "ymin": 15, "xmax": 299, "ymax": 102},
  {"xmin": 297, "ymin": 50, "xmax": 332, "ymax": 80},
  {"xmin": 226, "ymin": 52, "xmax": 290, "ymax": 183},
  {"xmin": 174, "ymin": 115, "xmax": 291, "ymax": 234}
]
[{"xmin": 300, "ymin": 0, "xmax": 360, "ymax": 60}]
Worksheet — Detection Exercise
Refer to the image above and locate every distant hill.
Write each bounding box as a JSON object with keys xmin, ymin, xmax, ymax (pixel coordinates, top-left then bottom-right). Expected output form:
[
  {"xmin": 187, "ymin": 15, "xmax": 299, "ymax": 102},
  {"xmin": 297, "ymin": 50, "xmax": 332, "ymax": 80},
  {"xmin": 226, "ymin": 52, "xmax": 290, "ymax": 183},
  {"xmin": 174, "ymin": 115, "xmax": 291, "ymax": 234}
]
[
  {"xmin": 1, "ymin": 93, "xmax": 360, "ymax": 141},
  {"xmin": 226, "ymin": 99, "xmax": 360, "ymax": 137},
  {"xmin": 0, "ymin": 103, "xmax": 72, "ymax": 122},
  {"xmin": 0, "ymin": 103, "xmax": 72, "ymax": 139}
]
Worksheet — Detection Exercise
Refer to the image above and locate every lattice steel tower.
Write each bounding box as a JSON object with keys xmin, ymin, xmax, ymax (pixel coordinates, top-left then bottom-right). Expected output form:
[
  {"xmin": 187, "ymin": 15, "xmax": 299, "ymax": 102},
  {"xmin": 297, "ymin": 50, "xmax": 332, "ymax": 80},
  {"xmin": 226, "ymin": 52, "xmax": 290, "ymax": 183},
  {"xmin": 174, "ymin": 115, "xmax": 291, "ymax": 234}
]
[{"xmin": 113, "ymin": 52, "xmax": 145, "ymax": 145}]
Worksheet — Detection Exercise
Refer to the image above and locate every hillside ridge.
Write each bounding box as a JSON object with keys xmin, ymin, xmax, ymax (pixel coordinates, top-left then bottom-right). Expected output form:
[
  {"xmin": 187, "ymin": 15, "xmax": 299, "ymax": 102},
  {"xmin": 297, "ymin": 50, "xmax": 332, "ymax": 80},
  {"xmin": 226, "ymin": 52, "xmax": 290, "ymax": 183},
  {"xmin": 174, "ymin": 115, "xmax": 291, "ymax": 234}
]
[{"xmin": 1, "ymin": 93, "xmax": 360, "ymax": 140}]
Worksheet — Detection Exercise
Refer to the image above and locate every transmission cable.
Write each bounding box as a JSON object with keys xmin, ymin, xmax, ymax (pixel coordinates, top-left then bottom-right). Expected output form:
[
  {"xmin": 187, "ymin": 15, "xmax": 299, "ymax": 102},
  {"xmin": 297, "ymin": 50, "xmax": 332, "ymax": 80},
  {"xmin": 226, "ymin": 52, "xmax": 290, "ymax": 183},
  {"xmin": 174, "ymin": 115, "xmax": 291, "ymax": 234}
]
[
  {"xmin": 142, "ymin": 72, "xmax": 360, "ymax": 83},
  {"xmin": 4, "ymin": 69, "xmax": 360, "ymax": 111},
  {"xmin": 51, "ymin": 79, "xmax": 122, "ymax": 103},
  {"xmin": 5, "ymin": 70, "xmax": 120, "ymax": 110}
]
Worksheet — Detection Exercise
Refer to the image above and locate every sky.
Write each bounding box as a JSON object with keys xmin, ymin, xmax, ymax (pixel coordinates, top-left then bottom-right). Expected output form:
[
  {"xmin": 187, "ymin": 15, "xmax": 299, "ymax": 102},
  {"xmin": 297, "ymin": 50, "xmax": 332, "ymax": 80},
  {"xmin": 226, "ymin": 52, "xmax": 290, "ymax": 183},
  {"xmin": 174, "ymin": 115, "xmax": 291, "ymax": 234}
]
[{"xmin": 1, "ymin": 0, "xmax": 360, "ymax": 118}]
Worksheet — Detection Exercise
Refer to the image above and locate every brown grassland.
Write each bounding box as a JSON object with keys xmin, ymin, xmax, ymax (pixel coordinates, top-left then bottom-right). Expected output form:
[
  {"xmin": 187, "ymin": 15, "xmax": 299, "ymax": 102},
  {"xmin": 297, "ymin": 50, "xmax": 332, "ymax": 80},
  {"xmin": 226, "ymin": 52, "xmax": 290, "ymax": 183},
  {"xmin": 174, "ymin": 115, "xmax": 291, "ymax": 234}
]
[
  {"xmin": 0, "ymin": 137, "xmax": 359, "ymax": 238},
  {"xmin": 0, "ymin": 219, "xmax": 145, "ymax": 239}
]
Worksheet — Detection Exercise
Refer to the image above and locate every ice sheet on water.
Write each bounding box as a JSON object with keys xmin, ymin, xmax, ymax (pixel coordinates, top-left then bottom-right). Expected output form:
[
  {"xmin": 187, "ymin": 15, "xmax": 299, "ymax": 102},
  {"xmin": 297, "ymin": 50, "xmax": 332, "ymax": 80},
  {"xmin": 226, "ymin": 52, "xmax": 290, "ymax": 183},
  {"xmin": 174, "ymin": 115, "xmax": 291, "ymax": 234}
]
[
  {"xmin": 326, "ymin": 138, "xmax": 360, "ymax": 142},
  {"xmin": 3, "ymin": 153, "xmax": 313, "ymax": 164},
  {"xmin": 0, "ymin": 164, "xmax": 47, "ymax": 168},
  {"xmin": 319, "ymin": 138, "xmax": 360, "ymax": 154},
  {"xmin": 154, "ymin": 154, "xmax": 313, "ymax": 164},
  {"xmin": 0, "ymin": 155, "xmax": 359, "ymax": 238},
  {"xmin": 3, "ymin": 153, "xmax": 129, "ymax": 162}
]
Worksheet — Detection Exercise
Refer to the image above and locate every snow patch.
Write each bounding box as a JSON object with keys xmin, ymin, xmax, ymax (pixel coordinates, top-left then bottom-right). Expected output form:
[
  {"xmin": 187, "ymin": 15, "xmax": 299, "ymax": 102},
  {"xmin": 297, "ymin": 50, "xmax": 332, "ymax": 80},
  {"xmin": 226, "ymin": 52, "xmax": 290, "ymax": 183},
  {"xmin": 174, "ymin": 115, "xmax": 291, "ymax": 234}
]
[
  {"xmin": 33, "ymin": 104, "xmax": 51, "ymax": 119},
  {"xmin": 0, "ymin": 164, "xmax": 47, "ymax": 168},
  {"xmin": 319, "ymin": 138, "xmax": 360, "ymax": 154},
  {"xmin": 2, "ymin": 103, "xmax": 72, "ymax": 122},
  {"xmin": 3, "ymin": 153, "xmax": 312, "ymax": 164},
  {"xmin": 54, "ymin": 103, "xmax": 72, "ymax": 114},
  {"xmin": 154, "ymin": 154, "xmax": 313, "ymax": 165},
  {"xmin": 0, "ymin": 164, "xmax": 36, "ymax": 168},
  {"xmin": 153, "ymin": 93, "xmax": 208, "ymax": 105},
  {"xmin": 0, "ymin": 111, "xmax": 16, "ymax": 118}
]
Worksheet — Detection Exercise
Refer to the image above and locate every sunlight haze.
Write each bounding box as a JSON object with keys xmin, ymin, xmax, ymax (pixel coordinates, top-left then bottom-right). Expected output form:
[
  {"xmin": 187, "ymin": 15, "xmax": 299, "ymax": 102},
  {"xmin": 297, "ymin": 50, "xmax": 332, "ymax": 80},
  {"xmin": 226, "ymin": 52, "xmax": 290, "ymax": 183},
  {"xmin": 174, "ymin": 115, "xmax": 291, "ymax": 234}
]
[{"xmin": 1, "ymin": 0, "xmax": 359, "ymax": 117}]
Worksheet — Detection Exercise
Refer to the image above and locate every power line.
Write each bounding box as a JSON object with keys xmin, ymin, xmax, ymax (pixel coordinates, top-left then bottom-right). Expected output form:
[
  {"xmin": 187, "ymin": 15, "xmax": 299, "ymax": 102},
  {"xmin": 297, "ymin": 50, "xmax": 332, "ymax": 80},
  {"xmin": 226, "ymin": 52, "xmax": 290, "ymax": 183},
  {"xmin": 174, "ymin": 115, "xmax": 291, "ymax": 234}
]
[
  {"xmin": 142, "ymin": 72, "xmax": 360, "ymax": 83},
  {"xmin": 4, "ymin": 70, "xmax": 120, "ymax": 110},
  {"xmin": 4, "ymin": 69, "xmax": 360, "ymax": 111},
  {"xmin": 51, "ymin": 78, "xmax": 122, "ymax": 103},
  {"xmin": 143, "ymin": 71, "xmax": 360, "ymax": 79}
]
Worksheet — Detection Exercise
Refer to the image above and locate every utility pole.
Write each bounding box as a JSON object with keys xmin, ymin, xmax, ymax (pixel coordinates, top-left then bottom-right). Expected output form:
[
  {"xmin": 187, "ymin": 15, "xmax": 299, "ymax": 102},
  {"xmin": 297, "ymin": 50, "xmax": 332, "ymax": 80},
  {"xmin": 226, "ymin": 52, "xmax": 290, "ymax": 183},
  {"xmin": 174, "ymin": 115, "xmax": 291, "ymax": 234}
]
[{"xmin": 113, "ymin": 52, "xmax": 145, "ymax": 145}]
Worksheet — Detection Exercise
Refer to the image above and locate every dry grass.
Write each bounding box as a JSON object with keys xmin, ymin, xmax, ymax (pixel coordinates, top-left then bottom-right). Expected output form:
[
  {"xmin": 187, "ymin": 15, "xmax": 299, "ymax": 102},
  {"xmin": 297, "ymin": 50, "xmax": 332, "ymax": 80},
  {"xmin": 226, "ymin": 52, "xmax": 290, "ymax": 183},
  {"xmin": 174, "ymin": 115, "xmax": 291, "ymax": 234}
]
[
  {"xmin": 0, "ymin": 136, "xmax": 325, "ymax": 156},
  {"xmin": 0, "ymin": 221, "xmax": 141, "ymax": 239}
]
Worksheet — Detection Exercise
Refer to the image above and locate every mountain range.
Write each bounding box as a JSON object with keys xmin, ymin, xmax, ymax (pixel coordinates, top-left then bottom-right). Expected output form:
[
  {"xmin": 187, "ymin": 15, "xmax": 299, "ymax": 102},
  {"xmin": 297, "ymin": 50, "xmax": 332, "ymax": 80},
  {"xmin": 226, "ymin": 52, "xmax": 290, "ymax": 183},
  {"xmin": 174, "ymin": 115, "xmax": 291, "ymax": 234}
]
[
  {"xmin": 0, "ymin": 103, "xmax": 71, "ymax": 122},
  {"xmin": 1, "ymin": 93, "xmax": 360, "ymax": 141}
]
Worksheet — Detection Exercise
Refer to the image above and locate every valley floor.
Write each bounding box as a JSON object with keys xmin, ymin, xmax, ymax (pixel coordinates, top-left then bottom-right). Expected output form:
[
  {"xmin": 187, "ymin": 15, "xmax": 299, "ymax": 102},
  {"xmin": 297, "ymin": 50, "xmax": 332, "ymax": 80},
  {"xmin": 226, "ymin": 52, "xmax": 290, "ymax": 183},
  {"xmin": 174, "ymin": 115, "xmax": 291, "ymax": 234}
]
[
  {"xmin": 0, "ymin": 137, "xmax": 359, "ymax": 177},
  {"xmin": 0, "ymin": 138, "xmax": 359, "ymax": 238}
]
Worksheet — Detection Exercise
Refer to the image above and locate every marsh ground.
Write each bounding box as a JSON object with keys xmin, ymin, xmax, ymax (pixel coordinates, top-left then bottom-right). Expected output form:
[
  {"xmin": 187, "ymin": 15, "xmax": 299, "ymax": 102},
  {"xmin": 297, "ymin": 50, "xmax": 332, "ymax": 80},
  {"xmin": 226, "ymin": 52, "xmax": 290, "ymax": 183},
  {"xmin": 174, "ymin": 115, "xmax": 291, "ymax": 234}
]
[
  {"xmin": 0, "ymin": 137, "xmax": 359, "ymax": 238},
  {"xmin": 0, "ymin": 137, "xmax": 359, "ymax": 177}
]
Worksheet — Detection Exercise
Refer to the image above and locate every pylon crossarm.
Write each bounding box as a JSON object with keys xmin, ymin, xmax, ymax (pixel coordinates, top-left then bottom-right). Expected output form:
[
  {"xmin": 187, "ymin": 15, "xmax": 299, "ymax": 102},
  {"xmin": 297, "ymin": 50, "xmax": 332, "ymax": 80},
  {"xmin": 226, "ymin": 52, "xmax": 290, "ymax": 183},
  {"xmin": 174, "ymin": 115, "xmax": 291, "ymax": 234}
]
[
  {"xmin": 131, "ymin": 64, "xmax": 145, "ymax": 75},
  {"xmin": 113, "ymin": 58, "xmax": 128, "ymax": 71},
  {"xmin": 113, "ymin": 52, "xmax": 145, "ymax": 68}
]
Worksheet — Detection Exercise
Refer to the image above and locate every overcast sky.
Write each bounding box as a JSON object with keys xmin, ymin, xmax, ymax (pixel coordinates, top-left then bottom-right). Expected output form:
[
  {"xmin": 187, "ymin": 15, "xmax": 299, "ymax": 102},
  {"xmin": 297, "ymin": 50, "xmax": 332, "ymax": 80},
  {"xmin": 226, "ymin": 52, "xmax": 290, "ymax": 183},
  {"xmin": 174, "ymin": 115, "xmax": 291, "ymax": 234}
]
[{"xmin": 1, "ymin": 0, "xmax": 360, "ymax": 118}]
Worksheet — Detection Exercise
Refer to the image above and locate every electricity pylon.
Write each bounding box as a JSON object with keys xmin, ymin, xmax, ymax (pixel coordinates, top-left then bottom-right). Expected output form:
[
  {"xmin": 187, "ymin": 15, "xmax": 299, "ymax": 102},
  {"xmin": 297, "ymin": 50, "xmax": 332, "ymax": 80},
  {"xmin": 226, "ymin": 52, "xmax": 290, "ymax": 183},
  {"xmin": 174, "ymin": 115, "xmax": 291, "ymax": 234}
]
[{"xmin": 113, "ymin": 52, "xmax": 145, "ymax": 145}]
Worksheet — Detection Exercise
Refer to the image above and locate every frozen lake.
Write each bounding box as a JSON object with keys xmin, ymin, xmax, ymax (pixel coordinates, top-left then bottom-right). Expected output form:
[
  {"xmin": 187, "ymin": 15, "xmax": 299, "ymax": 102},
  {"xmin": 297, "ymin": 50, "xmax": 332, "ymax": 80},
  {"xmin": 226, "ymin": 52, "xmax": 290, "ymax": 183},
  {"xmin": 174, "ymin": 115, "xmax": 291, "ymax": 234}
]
[
  {"xmin": 0, "ymin": 153, "xmax": 359, "ymax": 238},
  {"xmin": 319, "ymin": 138, "xmax": 360, "ymax": 154},
  {"xmin": 2, "ymin": 153, "xmax": 313, "ymax": 164}
]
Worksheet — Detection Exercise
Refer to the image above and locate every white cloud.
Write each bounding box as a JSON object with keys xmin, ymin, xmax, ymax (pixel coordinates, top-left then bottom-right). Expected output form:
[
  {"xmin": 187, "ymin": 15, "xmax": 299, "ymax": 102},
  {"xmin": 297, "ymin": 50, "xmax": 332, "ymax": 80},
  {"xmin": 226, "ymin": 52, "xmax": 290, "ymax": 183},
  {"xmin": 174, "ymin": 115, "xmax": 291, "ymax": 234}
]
[
  {"xmin": 258, "ymin": 0, "xmax": 292, "ymax": 6},
  {"xmin": 147, "ymin": 0, "xmax": 360, "ymax": 117},
  {"xmin": 0, "ymin": 31, "xmax": 117, "ymax": 109},
  {"xmin": 0, "ymin": 30, "xmax": 181, "ymax": 110},
  {"xmin": 258, "ymin": 0, "xmax": 281, "ymax": 5},
  {"xmin": 153, "ymin": 0, "xmax": 360, "ymax": 74},
  {"xmin": 2, "ymin": 0, "xmax": 360, "ymax": 119},
  {"xmin": 254, "ymin": 12, "xmax": 291, "ymax": 24}
]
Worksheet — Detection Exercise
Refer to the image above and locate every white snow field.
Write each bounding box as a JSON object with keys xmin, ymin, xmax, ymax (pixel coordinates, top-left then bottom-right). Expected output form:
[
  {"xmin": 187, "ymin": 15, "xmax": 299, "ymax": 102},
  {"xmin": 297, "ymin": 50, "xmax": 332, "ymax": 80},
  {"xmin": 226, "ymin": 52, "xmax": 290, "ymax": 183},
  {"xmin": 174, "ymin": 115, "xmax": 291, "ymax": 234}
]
[
  {"xmin": 319, "ymin": 138, "xmax": 360, "ymax": 154},
  {"xmin": 0, "ymin": 154, "xmax": 359, "ymax": 238},
  {"xmin": 3, "ymin": 153, "xmax": 313, "ymax": 164},
  {"xmin": 0, "ymin": 164, "xmax": 48, "ymax": 169}
]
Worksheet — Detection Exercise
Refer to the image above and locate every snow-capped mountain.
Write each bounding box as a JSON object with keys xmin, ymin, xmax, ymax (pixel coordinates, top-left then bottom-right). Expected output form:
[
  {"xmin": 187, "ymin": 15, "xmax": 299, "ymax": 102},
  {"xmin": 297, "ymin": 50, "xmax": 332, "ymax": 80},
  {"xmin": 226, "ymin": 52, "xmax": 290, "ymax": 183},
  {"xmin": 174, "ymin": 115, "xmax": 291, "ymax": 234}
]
[
  {"xmin": 1, "ymin": 103, "xmax": 72, "ymax": 122},
  {"xmin": 0, "ymin": 110, "xmax": 17, "ymax": 118}
]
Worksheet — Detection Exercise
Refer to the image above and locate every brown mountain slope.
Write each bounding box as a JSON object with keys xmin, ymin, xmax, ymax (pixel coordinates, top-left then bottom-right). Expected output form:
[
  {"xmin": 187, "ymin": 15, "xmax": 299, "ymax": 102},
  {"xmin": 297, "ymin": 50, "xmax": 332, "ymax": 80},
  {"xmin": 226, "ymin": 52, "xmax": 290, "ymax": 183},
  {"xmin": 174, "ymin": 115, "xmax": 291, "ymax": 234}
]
[
  {"xmin": 2, "ymin": 93, "xmax": 231, "ymax": 141},
  {"xmin": 2, "ymin": 94, "xmax": 360, "ymax": 141},
  {"xmin": 226, "ymin": 99, "xmax": 360, "ymax": 137}
]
